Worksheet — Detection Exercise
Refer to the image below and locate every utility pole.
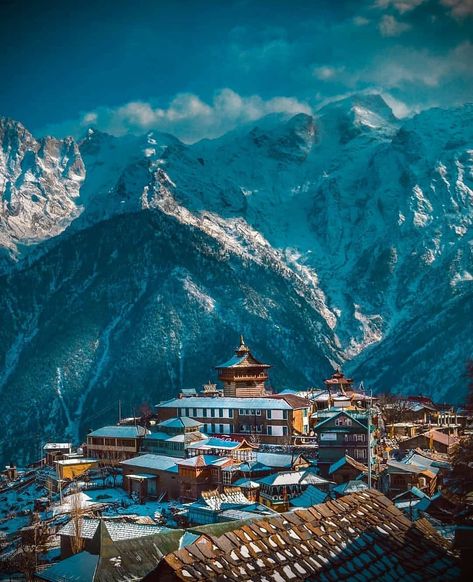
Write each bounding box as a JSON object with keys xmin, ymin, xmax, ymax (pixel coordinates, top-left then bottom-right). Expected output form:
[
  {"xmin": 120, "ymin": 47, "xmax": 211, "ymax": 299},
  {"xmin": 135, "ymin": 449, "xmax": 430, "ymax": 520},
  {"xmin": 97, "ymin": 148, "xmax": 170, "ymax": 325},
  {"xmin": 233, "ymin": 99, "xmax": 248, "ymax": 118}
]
[
  {"xmin": 367, "ymin": 389, "xmax": 372, "ymax": 489},
  {"xmin": 118, "ymin": 400, "xmax": 122, "ymax": 423}
]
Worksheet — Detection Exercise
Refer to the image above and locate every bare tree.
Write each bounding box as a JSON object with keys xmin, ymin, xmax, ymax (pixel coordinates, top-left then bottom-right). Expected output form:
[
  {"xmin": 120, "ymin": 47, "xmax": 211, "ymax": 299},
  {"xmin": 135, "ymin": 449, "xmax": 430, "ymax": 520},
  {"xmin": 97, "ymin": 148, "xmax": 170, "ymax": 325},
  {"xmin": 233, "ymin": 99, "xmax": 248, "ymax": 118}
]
[
  {"xmin": 69, "ymin": 488, "xmax": 86, "ymax": 555},
  {"xmin": 377, "ymin": 393, "xmax": 412, "ymax": 426}
]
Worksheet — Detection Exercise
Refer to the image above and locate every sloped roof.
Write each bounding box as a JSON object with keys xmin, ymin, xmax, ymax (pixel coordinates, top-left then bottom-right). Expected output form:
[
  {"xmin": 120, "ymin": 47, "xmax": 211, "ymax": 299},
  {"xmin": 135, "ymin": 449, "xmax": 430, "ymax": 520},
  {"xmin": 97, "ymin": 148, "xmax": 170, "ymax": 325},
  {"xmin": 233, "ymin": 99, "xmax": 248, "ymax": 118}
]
[
  {"xmin": 333, "ymin": 480, "xmax": 369, "ymax": 496},
  {"xmin": 87, "ymin": 425, "xmax": 149, "ymax": 438},
  {"xmin": 176, "ymin": 455, "xmax": 229, "ymax": 468},
  {"xmin": 289, "ymin": 485, "xmax": 328, "ymax": 508},
  {"xmin": 314, "ymin": 409, "xmax": 368, "ymax": 431},
  {"xmin": 387, "ymin": 459, "xmax": 439, "ymax": 476},
  {"xmin": 157, "ymin": 396, "xmax": 294, "ymax": 410},
  {"xmin": 329, "ymin": 455, "xmax": 368, "ymax": 475},
  {"xmin": 35, "ymin": 551, "xmax": 99, "ymax": 581},
  {"xmin": 120, "ymin": 454, "xmax": 178, "ymax": 473},
  {"xmin": 156, "ymin": 490, "xmax": 459, "ymax": 581},
  {"xmin": 157, "ymin": 416, "xmax": 203, "ymax": 429},
  {"xmin": 57, "ymin": 517, "xmax": 171, "ymax": 541},
  {"xmin": 268, "ymin": 394, "xmax": 311, "ymax": 409}
]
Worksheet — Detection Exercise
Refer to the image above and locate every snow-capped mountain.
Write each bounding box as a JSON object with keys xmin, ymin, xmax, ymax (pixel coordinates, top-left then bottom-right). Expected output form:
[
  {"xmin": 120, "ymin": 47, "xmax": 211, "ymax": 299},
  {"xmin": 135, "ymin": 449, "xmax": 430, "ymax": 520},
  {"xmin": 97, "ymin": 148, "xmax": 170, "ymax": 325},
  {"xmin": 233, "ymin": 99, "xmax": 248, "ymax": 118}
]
[{"xmin": 0, "ymin": 94, "xmax": 472, "ymax": 463}]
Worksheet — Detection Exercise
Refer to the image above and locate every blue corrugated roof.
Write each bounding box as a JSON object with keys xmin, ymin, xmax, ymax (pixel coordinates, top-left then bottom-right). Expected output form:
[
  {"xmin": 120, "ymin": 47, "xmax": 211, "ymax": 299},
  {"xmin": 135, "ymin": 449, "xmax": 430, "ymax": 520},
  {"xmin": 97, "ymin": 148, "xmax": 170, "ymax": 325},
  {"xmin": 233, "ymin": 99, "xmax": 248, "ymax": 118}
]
[
  {"xmin": 120, "ymin": 454, "xmax": 179, "ymax": 473},
  {"xmin": 215, "ymin": 355, "xmax": 247, "ymax": 368},
  {"xmin": 290, "ymin": 485, "xmax": 328, "ymax": 508},
  {"xmin": 158, "ymin": 417, "xmax": 203, "ymax": 429},
  {"xmin": 88, "ymin": 425, "xmax": 149, "ymax": 438},
  {"xmin": 156, "ymin": 397, "xmax": 293, "ymax": 410}
]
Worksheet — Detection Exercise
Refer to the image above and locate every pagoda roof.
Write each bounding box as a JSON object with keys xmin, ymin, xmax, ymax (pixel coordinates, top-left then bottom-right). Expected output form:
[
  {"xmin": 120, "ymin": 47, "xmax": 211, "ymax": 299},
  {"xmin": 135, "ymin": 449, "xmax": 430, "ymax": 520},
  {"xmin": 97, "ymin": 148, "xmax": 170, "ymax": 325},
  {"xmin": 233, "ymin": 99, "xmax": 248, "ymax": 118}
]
[{"xmin": 216, "ymin": 336, "xmax": 270, "ymax": 369}]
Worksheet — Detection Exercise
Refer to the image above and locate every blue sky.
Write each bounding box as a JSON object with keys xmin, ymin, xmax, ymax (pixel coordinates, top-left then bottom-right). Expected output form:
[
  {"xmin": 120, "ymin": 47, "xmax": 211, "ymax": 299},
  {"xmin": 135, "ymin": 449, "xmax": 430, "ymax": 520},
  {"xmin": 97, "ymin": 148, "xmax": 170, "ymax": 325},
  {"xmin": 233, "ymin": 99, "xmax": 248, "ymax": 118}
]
[{"xmin": 1, "ymin": 0, "xmax": 472, "ymax": 141}]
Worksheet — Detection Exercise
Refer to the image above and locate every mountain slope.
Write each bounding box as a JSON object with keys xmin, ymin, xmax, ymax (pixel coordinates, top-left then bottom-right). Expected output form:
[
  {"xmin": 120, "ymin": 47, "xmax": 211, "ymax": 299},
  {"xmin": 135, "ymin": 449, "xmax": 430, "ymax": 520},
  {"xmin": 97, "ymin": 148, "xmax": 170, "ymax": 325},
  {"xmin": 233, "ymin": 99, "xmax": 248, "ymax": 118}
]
[{"xmin": 0, "ymin": 94, "xmax": 472, "ymax": 462}]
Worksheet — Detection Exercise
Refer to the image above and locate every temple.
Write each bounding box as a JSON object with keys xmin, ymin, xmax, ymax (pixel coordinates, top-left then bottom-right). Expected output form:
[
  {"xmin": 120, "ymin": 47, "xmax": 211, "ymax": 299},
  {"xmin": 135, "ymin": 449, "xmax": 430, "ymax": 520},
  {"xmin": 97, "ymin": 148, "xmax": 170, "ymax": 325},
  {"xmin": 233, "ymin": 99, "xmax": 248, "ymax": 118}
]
[
  {"xmin": 324, "ymin": 369, "xmax": 354, "ymax": 396},
  {"xmin": 215, "ymin": 336, "xmax": 270, "ymax": 397}
]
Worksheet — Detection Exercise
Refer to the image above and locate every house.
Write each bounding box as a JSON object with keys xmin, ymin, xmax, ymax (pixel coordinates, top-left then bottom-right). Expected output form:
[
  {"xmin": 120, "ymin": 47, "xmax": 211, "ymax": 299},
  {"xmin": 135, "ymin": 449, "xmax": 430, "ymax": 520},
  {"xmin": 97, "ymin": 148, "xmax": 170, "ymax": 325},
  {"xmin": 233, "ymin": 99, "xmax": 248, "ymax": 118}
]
[
  {"xmin": 155, "ymin": 395, "xmax": 311, "ymax": 445},
  {"xmin": 332, "ymin": 479, "xmax": 369, "ymax": 497},
  {"xmin": 393, "ymin": 486, "xmax": 432, "ymax": 520},
  {"xmin": 176, "ymin": 455, "xmax": 234, "ymax": 501},
  {"xmin": 43, "ymin": 443, "xmax": 72, "ymax": 465},
  {"xmin": 150, "ymin": 490, "xmax": 460, "ymax": 581},
  {"xmin": 121, "ymin": 454, "xmax": 179, "ymax": 501},
  {"xmin": 86, "ymin": 425, "xmax": 150, "ymax": 461},
  {"xmin": 257, "ymin": 468, "xmax": 332, "ymax": 512},
  {"xmin": 220, "ymin": 451, "xmax": 311, "ymax": 486},
  {"xmin": 328, "ymin": 455, "xmax": 368, "ymax": 484},
  {"xmin": 141, "ymin": 417, "xmax": 206, "ymax": 458},
  {"xmin": 54, "ymin": 458, "xmax": 97, "ymax": 481},
  {"xmin": 186, "ymin": 436, "xmax": 258, "ymax": 460},
  {"xmin": 398, "ymin": 429, "xmax": 459, "ymax": 455},
  {"xmin": 380, "ymin": 459, "xmax": 439, "ymax": 498},
  {"xmin": 313, "ymin": 409, "xmax": 370, "ymax": 475},
  {"xmin": 37, "ymin": 519, "xmax": 184, "ymax": 581},
  {"xmin": 186, "ymin": 487, "xmax": 275, "ymax": 525}
]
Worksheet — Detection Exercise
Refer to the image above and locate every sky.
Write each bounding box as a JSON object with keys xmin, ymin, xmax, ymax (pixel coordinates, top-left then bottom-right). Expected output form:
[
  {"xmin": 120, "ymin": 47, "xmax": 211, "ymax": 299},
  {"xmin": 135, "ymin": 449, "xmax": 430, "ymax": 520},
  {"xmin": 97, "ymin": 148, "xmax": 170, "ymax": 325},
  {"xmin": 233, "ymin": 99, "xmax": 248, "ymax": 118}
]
[{"xmin": 0, "ymin": 0, "xmax": 472, "ymax": 142}]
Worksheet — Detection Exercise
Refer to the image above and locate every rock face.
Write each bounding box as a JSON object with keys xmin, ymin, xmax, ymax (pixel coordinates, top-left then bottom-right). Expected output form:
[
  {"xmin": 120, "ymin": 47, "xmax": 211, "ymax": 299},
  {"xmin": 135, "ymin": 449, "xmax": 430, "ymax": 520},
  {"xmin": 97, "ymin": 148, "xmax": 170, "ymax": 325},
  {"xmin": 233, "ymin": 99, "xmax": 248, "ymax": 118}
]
[{"xmin": 0, "ymin": 94, "xmax": 472, "ymax": 463}]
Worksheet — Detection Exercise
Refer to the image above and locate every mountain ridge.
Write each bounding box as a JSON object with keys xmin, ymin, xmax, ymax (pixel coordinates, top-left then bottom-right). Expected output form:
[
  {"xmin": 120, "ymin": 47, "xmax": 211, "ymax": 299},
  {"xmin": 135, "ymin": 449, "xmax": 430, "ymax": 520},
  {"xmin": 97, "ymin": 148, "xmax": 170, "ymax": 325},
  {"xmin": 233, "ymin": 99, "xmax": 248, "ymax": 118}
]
[{"xmin": 0, "ymin": 93, "xmax": 472, "ymax": 463}]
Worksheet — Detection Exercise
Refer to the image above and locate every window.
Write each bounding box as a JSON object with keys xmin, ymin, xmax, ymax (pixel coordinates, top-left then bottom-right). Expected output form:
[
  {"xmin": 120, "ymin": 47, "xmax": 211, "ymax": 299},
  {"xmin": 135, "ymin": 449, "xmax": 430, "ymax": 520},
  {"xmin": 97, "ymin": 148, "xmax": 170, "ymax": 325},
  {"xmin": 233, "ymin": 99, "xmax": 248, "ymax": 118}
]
[
  {"xmin": 211, "ymin": 409, "xmax": 215, "ymax": 418},
  {"xmin": 193, "ymin": 408, "xmax": 197, "ymax": 416},
  {"xmin": 283, "ymin": 410, "xmax": 288, "ymax": 420},
  {"xmin": 267, "ymin": 410, "xmax": 272, "ymax": 420},
  {"xmin": 355, "ymin": 434, "xmax": 365, "ymax": 442},
  {"xmin": 222, "ymin": 471, "xmax": 232, "ymax": 485},
  {"xmin": 267, "ymin": 426, "xmax": 272, "ymax": 436},
  {"xmin": 228, "ymin": 409, "xmax": 234, "ymax": 418},
  {"xmin": 256, "ymin": 409, "xmax": 261, "ymax": 416},
  {"xmin": 239, "ymin": 409, "xmax": 245, "ymax": 415},
  {"xmin": 219, "ymin": 424, "xmax": 224, "ymax": 434},
  {"xmin": 335, "ymin": 416, "xmax": 352, "ymax": 427},
  {"xmin": 283, "ymin": 426, "xmax": 288, "ymax": 436},
  {"xmin": 202, "ymin": 409, "xmax": 207, "ymax": 418},
  {"xmin": 219, "ymin": 409, "xmax": 224, "ymax": 418}
]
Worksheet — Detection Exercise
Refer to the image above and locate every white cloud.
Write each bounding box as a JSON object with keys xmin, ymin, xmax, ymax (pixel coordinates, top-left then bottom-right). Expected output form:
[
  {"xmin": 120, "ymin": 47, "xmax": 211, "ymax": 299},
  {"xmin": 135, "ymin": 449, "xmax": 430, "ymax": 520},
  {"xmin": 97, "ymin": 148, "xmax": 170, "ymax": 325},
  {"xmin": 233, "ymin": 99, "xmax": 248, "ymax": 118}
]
[
  {"xmin": 353, "ymin": 16, "xmax": 371, "ymax": 25},
  {"xmin": 374, "ymin": 0, "xmax": 426, "ymax": 13},
  {"xmin": 41, "ymin": 89, "xmax": 312, "ymax": 143},
  {"xmin": 441, "ymin": 0, "xmax": 473, "ymax": 18},
  {"xmin": 378, "ymin": 14, "xmax": 411, "ymax": 36},
  {"xmin": 313, "ymin": 66, "xmax": 344, "ymax": 80}
]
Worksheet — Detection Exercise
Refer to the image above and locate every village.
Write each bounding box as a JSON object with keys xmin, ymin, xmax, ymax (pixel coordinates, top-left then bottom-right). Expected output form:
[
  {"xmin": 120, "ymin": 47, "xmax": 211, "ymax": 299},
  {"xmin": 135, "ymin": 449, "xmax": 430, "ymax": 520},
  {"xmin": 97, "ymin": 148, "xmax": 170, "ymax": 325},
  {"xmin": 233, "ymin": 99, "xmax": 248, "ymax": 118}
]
[{"xmin": 0, "ymin": 337, "xmax": 472, "ymax": 580}]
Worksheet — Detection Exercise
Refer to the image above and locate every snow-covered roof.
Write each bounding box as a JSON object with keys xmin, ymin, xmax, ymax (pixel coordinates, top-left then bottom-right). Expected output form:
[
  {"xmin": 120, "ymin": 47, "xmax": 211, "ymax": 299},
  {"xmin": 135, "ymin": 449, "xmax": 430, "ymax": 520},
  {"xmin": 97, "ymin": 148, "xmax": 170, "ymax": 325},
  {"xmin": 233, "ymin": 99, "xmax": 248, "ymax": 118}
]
[
  {"xmin": 387, "ymin": 459, "xmax": 439, "ymax": 476},
  {"xmin": 43, "ymin": 443, "xmax": 72, "ymax": 450},
  {"xmin": 257, "ymin": 471, "xmax": 302, "ymax": 486},
  {"xmin": 87, "ymin": 425, "xmax": 150, "ymax": 438},
  {"xmin": 58, "ymin": 517, "xmax": 168, "ymax": 541},
  {"xmin": 55, "ymin": 458, "xmax": 96, "ymax": 466},
  {"xmin": 187, "ymin": 437, "xmax": 241, "ymax": 450},
  {"xmin": 156, "ymin": 397, "xmax": 294, "ymax": 410},
  {"xmin": 121, "ymin": 454, "xmax": 179, "ymax": 473},
  {"xmin": 333, "ymin": 480, "xmax": 369, "ymax": 496}
]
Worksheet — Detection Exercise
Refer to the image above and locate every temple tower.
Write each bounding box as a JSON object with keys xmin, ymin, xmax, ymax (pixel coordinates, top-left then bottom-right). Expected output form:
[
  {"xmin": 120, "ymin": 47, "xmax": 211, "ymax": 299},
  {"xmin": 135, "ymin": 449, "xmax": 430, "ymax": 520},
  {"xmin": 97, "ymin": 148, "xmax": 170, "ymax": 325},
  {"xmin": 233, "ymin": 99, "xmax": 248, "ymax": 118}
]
[{"xmin": 215, "ymin": 336, "xmax": 270, "ymax": 397}]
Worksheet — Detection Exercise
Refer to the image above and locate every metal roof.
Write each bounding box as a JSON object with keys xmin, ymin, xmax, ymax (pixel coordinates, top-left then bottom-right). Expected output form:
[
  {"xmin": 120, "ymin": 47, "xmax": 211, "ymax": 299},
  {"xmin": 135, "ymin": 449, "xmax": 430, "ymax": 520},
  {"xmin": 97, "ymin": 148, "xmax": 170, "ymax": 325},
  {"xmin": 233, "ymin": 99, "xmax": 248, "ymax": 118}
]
[
  {"xmin": 156, "ymin": 397, "xmax": 294, "ymax": 410},
  {"xmin": 121, "ymin": 454, "xmax": 179, "ymax": 473},
  {"xmin": 289, "ymin": 485, "xmax": 328, "ymax": 508},
  {"xmin": 87, "ymin": 425, "xmax": 150, "ymax": 438},
  {"xmin": 35, "ymin": 550, "xmax": 99, "ymax": 582},
  {"xmin": 157, "ymin": 417, "xmax": 203, "ymax": 429}
]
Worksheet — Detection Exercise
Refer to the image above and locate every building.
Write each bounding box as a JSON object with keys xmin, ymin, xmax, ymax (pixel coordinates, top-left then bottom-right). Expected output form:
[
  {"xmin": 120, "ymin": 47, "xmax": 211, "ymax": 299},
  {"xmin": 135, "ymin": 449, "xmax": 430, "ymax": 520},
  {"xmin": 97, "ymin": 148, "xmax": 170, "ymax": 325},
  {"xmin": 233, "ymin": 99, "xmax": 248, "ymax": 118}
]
[
  {"xmin": 313, "ymin": 409, "xmax": 370, "ymax": 475},
  {"xmin": 155, "ymin": 395, "xmax": 311, "ymax": 445},
  {"xmin": 328, "ymin": 455, "xmax": 368, "ymax": 484},
  {"xmin": 55, "ymin": 458, "xmax": 97, "ymax": 481},
  {"xmin": 177, "ymin": 455, "xmax": 234, "ymax": 501},
  {"xmin": 186, "ymin": 487, "xmax": 275, "ymax": 525},
  {"xmin": 150, "ymin": 489, "xmax": 460, "ymax": 581},
  {"xmin": 215, "ymin": 336, "xmax": 271, "ymax": 397},
  {"xmin": 86, "ymin": 425, "xmax": 150, "ymax": 461},
  {"xmin": 36, "ymin": 519, "xmax": 184, "ymax": 581},
  {"xmin": 380, "ymin": 459, "xmax": 439, "ymax": 498},
  {"xmin": 141, "ymin": 417, "xmax": 206, "ymax": 458},
  {"xmin": 257, "ymin": 468, "xmax": 332, "ymax": 512},
  {"xmin": 121, "ymin": 454, "xmax": 179, "ymax": 501},
  {"xmin": 398, "ymin": 429, "xmax": 459, "ymax": 455},
  {"xmin": 43, "ymin": 443, "xmax": 72, "ymax": 465}
]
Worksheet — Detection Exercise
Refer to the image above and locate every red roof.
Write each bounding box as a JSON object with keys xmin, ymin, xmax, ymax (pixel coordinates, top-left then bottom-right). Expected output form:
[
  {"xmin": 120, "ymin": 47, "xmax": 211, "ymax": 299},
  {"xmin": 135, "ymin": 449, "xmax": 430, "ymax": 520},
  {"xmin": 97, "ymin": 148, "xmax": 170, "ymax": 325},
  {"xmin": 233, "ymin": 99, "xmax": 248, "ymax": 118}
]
[{"xmin": 268, "ymin": 394, "xmax": 311, "ymax": 409}]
